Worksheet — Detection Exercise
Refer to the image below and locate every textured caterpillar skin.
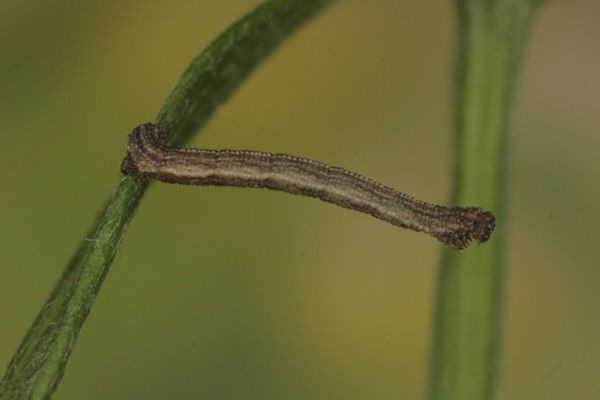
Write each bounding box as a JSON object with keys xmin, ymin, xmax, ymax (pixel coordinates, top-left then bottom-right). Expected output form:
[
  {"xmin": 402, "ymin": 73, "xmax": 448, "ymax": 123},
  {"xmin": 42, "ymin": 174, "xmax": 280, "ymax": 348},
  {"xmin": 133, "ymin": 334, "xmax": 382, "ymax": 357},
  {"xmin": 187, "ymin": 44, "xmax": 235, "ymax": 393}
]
[{"xmin": 121, "ymin": 123, "xmax": 495, "ymax": 250}]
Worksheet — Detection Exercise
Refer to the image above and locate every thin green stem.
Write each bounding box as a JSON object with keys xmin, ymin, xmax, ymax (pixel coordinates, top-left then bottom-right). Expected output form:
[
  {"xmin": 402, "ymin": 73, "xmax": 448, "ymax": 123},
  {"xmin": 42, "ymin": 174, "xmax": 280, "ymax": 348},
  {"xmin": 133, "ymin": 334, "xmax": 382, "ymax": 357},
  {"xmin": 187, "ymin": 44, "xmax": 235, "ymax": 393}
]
[
  {"xmin": 429, "ymin": 1, "xmax": 544, "ymax": 400},
  {"xmin": 0, "ymin": 1, "xmax": 334, "ymax": 399}
]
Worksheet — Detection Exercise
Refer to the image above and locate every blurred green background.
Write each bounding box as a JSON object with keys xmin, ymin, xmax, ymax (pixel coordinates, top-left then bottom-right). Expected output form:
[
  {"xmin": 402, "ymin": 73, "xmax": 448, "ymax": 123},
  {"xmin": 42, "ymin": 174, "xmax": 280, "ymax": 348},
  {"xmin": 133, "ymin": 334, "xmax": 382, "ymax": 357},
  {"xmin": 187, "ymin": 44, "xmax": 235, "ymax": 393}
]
[{"xmin": 1, "ymin": 0, "xmax": 598, "ymax": 399}]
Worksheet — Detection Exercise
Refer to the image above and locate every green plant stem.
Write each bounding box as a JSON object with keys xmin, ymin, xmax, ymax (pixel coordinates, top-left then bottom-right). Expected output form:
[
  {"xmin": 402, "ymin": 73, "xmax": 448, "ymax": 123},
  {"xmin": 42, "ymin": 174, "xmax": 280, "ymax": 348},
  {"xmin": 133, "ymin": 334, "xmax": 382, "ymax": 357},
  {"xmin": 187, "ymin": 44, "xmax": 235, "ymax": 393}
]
[
  {"xmin": 0, "ymin": 1, "xmax": 334, "ymax": 399},
  {"xmin": 429, "ymin": 1, "xmax": 543, "ymax": 400}
]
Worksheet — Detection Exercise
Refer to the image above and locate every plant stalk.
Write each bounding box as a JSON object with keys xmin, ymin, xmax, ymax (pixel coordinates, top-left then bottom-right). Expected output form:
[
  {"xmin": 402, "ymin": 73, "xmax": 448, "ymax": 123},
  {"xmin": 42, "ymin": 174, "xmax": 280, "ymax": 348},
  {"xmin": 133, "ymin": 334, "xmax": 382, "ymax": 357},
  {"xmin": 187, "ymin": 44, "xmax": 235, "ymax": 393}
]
[{"xmin": 429, "ymin": 1, "xmax": 543, "ymax": 399}]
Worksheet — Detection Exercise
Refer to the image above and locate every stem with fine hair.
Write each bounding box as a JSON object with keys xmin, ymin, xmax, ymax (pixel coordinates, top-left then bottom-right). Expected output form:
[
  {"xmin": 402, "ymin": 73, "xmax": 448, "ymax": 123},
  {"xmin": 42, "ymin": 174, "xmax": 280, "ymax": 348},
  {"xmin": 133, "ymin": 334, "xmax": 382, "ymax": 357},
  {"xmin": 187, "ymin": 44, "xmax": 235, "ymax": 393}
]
[{"xmin": 0, "ymin": 1, "xmax": 335, "ymax": 399}]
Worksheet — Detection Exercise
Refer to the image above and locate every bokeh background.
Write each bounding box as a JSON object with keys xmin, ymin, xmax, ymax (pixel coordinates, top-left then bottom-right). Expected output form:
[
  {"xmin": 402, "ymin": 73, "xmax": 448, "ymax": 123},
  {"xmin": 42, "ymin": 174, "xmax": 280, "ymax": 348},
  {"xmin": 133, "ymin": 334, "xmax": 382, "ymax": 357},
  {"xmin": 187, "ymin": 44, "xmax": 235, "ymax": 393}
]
[{"xmin": 1, "ymin": 1, "xmax": 598, "ymax": 399}]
